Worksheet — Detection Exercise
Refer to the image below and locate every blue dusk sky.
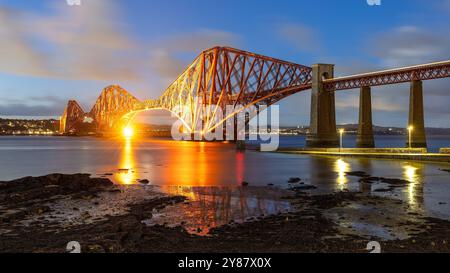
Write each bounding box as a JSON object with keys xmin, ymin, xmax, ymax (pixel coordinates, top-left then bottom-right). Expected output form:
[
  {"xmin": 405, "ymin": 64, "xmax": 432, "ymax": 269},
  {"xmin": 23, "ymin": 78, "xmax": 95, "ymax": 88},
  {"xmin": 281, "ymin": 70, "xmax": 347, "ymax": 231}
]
[{"xmin": 0, "ymin": 0, "xmax": 449, "ymax": 127}]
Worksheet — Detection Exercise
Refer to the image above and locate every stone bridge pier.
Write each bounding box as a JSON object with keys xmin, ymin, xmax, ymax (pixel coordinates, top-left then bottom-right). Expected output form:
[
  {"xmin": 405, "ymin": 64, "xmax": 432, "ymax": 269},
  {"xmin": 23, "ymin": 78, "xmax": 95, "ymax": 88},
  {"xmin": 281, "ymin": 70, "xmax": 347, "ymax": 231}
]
[
  {"xmin": 356, "ymin": 86, "xmax": 375, "ymax": 148},
  {"xmin": 407, "ymin": 80, "xmax": 427, "ymax": 148},
  {"xmin": 306, "ymin": 64, "xmax": 339, "ymax": 148},
  {"xmin": 306, "ymin": 65, "xmax": 428, "ymax": 149}
]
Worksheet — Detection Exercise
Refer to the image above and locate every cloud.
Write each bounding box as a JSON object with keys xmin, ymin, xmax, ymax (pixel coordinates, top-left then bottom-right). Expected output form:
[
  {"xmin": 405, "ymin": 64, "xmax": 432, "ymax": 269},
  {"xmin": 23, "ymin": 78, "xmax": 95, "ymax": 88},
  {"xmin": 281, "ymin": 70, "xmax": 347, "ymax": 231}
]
[
  {"xmin": 369, "ymin": 26, "xmax": 450, "ymax": 67},
  {"xmin": 0, "ymin": 1, "xmax": 241, "ymax": 116},
  {"xmin": 0, "ymin": 95, "xmax": 68, "ymax": 116},
  {"xmin": 0, "ymin": 8, "xmax": 50, "ymax": 77},
  {"xmin": 335, "ymin": 90, "xmax": 406, "ymax": 113},
  {"xmin": 0, "ymin": 0, "xmax": 142, "ymax": 81},
  {"xmin": 148, "ymin": 29, "xmax": 241, "ymax": 82},
  {"xmin": 276, "ymin": 23, "xmax": 321, "ymax": 53}
]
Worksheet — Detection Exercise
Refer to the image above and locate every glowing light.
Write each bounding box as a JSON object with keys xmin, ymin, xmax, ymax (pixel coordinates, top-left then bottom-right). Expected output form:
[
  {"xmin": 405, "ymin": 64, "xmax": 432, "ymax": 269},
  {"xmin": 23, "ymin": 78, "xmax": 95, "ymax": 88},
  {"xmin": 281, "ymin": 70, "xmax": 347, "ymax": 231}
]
[
  {"xmin": 403, "ymin": 165, "xmax": 419, "ymax": 208},
  {"xmin": 334, "ymin": 158, "xmax": 349, "ymax": 190},
  {"xmin": 339, "ymin": 129, "xmax": 345, "ymax": 150},
  {"xmin": 117, "ymin": 138, "xmax": 136, "ymax": 185},
  {"xmin": 123, "ymin": 126, "xmax": 134, "ymax": 138},
  {"xmin": 407, "ymin": 126, "xmax": 414, "ymax": 149}
]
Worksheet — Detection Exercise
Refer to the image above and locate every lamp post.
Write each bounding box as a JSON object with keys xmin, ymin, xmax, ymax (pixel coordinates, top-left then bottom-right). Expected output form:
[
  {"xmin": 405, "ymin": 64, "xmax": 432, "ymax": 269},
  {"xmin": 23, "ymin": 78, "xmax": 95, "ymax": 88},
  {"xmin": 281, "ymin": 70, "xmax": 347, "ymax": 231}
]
[
  {"xmin": 408, "ymin": 126, "xmax": 414, "ymax": 150},
  {"xmin": 339, "ymin": 129, "xmax": 345, "ymax": 152}
]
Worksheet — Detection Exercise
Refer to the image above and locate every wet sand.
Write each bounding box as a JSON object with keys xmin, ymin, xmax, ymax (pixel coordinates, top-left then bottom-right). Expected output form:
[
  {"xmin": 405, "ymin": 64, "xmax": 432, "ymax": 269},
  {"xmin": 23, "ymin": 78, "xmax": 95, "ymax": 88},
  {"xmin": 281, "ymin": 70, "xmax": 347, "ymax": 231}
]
[{"xmin": 1, "ymin": 173, "xmax": 450, "ymax": 253}]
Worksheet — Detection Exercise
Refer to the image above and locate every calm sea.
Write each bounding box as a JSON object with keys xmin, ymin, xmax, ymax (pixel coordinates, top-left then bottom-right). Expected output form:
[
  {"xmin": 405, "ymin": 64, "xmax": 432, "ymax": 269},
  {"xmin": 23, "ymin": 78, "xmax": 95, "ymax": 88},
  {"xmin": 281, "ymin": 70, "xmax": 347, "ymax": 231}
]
[{"xmin": 1, "ymin": 135, "xmax": 450, "ymax": 222}]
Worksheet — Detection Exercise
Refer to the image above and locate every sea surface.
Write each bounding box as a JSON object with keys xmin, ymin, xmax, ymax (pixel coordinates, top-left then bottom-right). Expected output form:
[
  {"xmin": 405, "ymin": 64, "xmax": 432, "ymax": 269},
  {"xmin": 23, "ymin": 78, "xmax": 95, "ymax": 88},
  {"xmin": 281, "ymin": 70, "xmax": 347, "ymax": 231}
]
[{"xmin": 1, "ymin": 135, "xmax": 450, "ymax": 232}]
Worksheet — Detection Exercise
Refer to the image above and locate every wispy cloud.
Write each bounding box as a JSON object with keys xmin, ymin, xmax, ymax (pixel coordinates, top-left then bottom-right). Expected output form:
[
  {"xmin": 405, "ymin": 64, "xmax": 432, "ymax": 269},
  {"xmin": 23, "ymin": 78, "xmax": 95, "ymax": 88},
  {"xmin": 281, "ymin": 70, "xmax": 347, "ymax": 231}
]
[
  {"xmin": 369, "ymin": 26, "xmax": 450, "ymax": 67},
  {"xmin": 276, "ymin": 23, "xmax": 321, "ymax": 53},
  {"xmin": 0, "ymin": 95, "xmax": 68, "ymax": 116},
  {"xmin": 0, "ymin": 0, "xmax": 141, "ymax": 81},
  {"xmin": 148, "ymin": 29, "xmax": 241, "ymax": 83}
]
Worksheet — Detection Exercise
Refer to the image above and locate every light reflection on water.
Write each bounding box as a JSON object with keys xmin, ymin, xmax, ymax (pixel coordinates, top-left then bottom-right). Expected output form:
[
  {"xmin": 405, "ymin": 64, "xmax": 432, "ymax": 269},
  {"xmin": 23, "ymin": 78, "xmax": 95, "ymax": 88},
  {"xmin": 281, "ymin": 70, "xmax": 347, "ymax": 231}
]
[
  {"xmin": 402, "ymin": 164, "xmax": 425, "ymax": 212},
  {"xmin": 334, "ymin": 159, "xmax": 350, "ymax": 191},
  {"xmin": 151, "ymin": 186, "xmax": 292, "ymax": 235},
  {"xmin": 117, "ymin": 138, "xmax": 136, "ymax": 185},
  {"xmin": 1, "ymin": 136, "xmax": 450, "ymax": 220}
]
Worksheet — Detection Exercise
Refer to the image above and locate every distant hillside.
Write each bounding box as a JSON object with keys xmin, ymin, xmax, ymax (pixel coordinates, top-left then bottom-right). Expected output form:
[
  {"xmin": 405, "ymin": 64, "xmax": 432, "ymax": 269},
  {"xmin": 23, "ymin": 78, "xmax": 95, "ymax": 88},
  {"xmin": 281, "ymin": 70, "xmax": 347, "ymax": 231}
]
[{"xmin": 337, "ymin": 124, "xmax": 450, "ymax": 135}]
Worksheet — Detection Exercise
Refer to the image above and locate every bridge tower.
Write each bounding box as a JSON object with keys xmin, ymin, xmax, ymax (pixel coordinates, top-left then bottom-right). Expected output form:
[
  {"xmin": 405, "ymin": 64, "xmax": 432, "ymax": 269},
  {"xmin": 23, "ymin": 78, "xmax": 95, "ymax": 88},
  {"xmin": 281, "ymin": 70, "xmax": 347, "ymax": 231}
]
[
  {"xmin": 356, "ymin": 86, "xmax": 375, "ymax": 148},
  {"xmin": 306, "ymin": 64, "xmax": 339, "ymax": 148},
  {"xmin": 407, "ymin": 80, "xmax": 427, "ymax": 148}
]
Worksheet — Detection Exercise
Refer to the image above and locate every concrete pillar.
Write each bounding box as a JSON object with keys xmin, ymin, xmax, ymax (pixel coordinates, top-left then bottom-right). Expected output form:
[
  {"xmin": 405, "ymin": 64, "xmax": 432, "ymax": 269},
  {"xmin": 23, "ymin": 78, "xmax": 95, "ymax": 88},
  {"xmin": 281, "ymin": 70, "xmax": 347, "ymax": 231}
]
[
  {"xmin": 306, "ymin": 64, "xmax": 339, "ymax": 148},
  {"xmin": 356, "ymin": 86, "xmax": 375, "ymax": 148},
  {"xmin": 407, "ymin": 80, "xmax": 427, "ymax": 148}
]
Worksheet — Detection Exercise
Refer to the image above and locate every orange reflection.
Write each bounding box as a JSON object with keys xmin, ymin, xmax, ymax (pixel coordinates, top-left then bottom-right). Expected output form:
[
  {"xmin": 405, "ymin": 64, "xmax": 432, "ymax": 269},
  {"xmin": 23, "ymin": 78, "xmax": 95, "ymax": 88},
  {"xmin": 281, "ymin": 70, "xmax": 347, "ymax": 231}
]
[
  {"xmin": 117, "ymin": 138, "xmax": 136, "ymax": 185},
  {"xmin": 160, "ymin": 186, "xmax": 291, "ymax": 236},
  {"xmin": 236, "ymin": 152, "xmax": 245, "ymax": 185},
  {"xmin": 163, "ymin": 141, "xmax": 223, "ymax": 186},
  {"xmin": 198, "ymin": 142, "xmax": 207, "ymax": 186}
]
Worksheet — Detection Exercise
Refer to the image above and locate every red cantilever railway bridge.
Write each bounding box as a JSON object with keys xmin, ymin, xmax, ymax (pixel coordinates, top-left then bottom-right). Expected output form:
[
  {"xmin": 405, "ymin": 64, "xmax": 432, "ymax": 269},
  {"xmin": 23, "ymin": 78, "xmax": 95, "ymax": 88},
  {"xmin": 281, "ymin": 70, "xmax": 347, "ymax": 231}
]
[{"xmin": 59, "ymin": 46, "xmax": 450, "ymax": 148}]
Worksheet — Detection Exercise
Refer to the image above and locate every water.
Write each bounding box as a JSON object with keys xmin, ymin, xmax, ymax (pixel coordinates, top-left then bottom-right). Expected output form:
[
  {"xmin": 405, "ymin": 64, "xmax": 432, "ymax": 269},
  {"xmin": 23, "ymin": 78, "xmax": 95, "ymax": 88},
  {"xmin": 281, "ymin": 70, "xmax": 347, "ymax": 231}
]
[
  {"xmin": 250, "ymin": 134, "xmax": 450, "ymax": 153},
  {"xmin": 1, "ymin": 135, "xmax": 450, "ymax": 231}
]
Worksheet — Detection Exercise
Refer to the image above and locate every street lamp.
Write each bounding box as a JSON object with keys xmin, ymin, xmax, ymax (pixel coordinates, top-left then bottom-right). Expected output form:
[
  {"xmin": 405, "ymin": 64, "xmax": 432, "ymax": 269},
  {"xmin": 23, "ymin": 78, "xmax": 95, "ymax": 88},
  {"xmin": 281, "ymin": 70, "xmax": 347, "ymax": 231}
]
[
  {"xmin": 408, "ymin": 126, "xmax": 414, "ymax": 149},
  {"xmin": 339, "ymin": 129, "xmax": 345, "ymax": 151}
]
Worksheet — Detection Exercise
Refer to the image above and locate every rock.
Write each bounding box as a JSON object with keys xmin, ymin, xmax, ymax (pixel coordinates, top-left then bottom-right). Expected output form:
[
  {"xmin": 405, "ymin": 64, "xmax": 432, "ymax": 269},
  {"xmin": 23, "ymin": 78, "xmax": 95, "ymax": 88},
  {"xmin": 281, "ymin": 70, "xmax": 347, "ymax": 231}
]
[
  {"xmin": 138, "ymin": 179, "xmax": 150, "ymax": 185},
  {"xmin": 241, "ymin": 181, "xmax": 249, "ymax": 186},
  {"xmin": 87, "ymin": 244, "xmax": 105, "ymax": 253},
  {"xmin": 345, "ymin": 171, "xmax": 369, "ymax": 177},
  {"xmin": 291, "ymin": 185, "xmax": 317, "ymax": 191},
  {"xmin": 374, "ymin": 188, "xmax": 393, "ymax": 193},
  {"xmin": 288, "ymin": 177, "xmax": 301, "ymax": 183}
]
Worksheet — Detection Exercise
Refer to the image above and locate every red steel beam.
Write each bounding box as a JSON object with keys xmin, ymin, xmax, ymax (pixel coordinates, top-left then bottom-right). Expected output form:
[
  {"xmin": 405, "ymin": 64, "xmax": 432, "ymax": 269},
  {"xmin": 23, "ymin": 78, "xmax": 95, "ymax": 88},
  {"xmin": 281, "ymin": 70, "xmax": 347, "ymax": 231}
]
[{"xmin": 323, "ymin": 60, "xmax": 450, "ymax": 91}]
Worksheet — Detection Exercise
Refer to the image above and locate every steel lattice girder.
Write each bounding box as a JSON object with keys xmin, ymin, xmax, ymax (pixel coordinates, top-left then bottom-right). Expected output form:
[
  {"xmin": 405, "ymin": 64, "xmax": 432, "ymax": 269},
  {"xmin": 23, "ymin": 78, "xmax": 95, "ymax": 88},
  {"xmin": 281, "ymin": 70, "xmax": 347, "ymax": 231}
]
[
  {"xmin": 60, "ymin": 100, "xmax": 85, "ymax": 133},
  {"xmin": 60, "ymin": 46, "xmax": 450, "ymax": 134},
  {"xmin": 323, "ymin": 60, "xmax": 450, "ymax": 91},
  {"xmin": 156, "ymin": 46, "xmax": 312, "ymax": 132},
  {"xmin": 89, "ymin": 85, "xmax": 143, "ymax": 130}
]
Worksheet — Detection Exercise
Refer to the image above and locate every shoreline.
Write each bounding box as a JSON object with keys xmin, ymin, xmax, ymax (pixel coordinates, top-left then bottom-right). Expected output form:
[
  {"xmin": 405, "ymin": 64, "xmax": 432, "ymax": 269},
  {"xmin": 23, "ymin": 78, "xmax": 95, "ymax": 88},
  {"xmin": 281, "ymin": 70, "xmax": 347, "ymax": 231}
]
[
  {"xmin": 1, "ymin": 173, "xmax": 450, "ymax": 253},
  {"xmin": 272, "ymin": 148, "xmax": 450, "ymax": 163}
]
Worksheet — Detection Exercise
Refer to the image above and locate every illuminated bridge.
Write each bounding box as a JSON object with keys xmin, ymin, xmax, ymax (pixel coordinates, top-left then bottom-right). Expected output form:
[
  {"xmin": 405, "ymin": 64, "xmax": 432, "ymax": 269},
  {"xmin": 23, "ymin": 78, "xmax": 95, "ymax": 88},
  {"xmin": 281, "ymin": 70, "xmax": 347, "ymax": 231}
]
[{"xmin": 60, "ymin": 46, "xmax": 450, "ymax": 148}]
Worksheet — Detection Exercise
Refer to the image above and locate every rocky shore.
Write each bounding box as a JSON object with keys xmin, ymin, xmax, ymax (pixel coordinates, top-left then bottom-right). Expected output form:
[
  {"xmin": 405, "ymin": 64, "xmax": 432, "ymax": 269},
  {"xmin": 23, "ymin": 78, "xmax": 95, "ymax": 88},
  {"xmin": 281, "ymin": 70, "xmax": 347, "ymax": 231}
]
[{"xmin": 1, "ymin": 174, "xmax": 450, "ymax": 253}]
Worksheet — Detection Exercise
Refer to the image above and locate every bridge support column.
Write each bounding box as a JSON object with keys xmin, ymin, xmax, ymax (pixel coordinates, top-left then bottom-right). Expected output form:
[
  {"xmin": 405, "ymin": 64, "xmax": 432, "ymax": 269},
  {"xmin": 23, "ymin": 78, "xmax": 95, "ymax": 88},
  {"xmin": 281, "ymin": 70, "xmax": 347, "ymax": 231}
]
[
  {"xmin": 356, "ymin": 86, "xmax": 375, "ymax": 148},
  {"xmin": 407, "ymin": 80, "xmax": 427, "ymax": 148},
  {"xmin": 306, "ymin": 64, "xmax": 339, "ymax": 148}
]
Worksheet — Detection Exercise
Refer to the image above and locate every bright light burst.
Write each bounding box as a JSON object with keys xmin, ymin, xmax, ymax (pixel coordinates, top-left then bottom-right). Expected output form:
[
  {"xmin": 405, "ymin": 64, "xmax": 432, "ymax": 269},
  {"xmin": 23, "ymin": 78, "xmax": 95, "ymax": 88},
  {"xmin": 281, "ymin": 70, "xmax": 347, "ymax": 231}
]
[{"xmin": 123, "ymin": 126, "xmax": 134, "ymax": 138}]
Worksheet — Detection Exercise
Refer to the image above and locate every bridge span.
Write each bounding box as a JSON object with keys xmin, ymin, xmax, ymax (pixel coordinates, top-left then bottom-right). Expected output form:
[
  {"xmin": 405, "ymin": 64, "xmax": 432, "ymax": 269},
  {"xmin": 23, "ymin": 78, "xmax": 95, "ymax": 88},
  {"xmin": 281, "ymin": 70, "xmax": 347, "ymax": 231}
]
[{"xmin": 59, "ymin": 46, "xmax": 450, "ymax": 148}]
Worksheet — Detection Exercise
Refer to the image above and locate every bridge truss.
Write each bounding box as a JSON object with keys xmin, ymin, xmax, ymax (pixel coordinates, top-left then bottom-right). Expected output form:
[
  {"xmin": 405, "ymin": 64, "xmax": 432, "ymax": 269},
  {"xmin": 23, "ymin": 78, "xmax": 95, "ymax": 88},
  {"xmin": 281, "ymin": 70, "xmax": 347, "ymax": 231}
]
[
  {"xmin": 323, "ymin": 60, "xmax": 450, "ymax": 91},
  {"xmin": 60, "ymin": 47, "xmax": 312, "ymax": 134},
  {"xmin": 59, "ymin": 47, "xmax": 450, "ymax": 135}
]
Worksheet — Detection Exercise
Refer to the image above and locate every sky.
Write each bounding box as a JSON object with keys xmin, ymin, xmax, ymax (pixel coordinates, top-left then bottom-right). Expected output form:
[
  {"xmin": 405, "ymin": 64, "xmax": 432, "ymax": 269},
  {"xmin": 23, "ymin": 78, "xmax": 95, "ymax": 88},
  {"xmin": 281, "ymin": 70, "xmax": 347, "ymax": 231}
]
[{"xmin": 0, "ymin": 0, "xmax": 449, "ymax": 127}]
